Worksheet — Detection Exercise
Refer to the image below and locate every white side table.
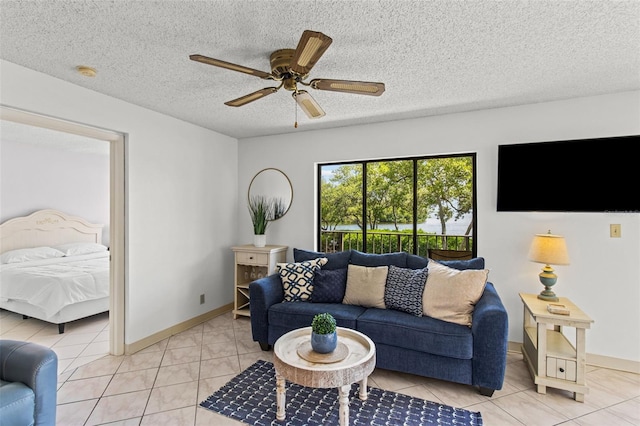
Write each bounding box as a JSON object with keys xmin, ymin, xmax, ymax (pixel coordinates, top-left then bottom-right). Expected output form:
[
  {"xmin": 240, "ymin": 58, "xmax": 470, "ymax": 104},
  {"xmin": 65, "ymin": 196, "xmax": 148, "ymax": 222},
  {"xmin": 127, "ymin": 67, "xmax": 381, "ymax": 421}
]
[
  {"xmin": 520, "ymin": 293, "xmax": 594, "ymax": 402},
  {"xmin": 273, "ymin": 327, "xmax": 376, "ymax": 425},
  {"xmin": 231, "ymin": 244, "xmax": 287, "ymax": 319}
]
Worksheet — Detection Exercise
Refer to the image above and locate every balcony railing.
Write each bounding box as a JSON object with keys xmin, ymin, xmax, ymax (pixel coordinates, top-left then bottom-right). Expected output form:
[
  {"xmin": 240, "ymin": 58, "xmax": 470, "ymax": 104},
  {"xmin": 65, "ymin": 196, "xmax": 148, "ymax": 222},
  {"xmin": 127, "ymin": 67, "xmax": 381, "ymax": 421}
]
[{"xmin": 320, "ymin": 230, "xmax": 473, "ymax": 257}]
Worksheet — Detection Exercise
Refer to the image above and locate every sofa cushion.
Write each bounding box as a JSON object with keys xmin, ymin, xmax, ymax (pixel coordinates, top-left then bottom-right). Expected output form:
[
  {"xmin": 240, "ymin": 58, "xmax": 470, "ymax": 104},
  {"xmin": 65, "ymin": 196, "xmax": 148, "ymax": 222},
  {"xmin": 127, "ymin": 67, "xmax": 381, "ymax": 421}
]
[
  {"xmin": 350, "ymin": 250, "xmax": 408, "ymax": 267},
  {"xmin": 423, "ymin": 260, "xmax": 488, "ymax": 326},
  {"xmin": 342, "ymin": 264, "xmax": 388, "ymax": 309},
  {"xmin": 406, "ymin": 253, "xmax": 429, "ymax": 269},
  {"xmin": 276, "ymin": 258, "xmax": 328, "ymax": 302},
  {"xmin": 437, "ymin": 257, "xmax": 485, "ymax": 270},
  {"xmin": 269, "ymin": 301, "xmax": 366, "ymax": 331},
  {"xmin": 384, "ymin": 265, "xmax": 428, "ymax": 317},
  {"xmin": 357, "ymin": 308, "xmax": 473, "ymax": 359},
  {"xmin": 310, "ymin": 268, "xmax": 348, "ymax": 303},
  {"xmin": 293, "ymin": 248, "xmax": 352, "ymax": 270}
]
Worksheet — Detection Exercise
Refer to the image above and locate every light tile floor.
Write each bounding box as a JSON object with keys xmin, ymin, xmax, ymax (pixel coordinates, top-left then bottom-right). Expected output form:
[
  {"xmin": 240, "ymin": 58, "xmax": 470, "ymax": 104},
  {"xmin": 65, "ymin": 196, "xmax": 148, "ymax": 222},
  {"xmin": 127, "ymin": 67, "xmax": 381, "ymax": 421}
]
[{"xmin": 1, "ymin": 309, "xmax": 639, "ymax": 425}]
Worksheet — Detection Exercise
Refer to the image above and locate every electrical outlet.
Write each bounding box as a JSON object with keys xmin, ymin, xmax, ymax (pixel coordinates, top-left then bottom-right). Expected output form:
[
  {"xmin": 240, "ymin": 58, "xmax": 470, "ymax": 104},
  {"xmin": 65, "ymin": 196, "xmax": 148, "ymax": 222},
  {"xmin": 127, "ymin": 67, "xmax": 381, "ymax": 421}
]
[
  {"xmin": 610, "ymin": 224, "xmax": 621, "ymax": 238},
  {"xmin": 200, "ymin": 294, "xmax": 205, "ymax": 304}
]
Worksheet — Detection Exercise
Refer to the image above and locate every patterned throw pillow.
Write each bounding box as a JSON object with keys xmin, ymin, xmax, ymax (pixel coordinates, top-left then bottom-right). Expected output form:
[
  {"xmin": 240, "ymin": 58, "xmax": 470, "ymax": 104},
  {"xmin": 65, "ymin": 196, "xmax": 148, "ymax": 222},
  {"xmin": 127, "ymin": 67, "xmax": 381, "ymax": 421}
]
[
  {"xmin": 384, "ymin": 265, "xmax": 428, "ymax": 317},
  {"xmin": 310, "ymin": 268, "xmax": 348, "ymax": 303},
  {"xmin": 277, "ymin": 258, "xmax": 328, "ymax": 302}
]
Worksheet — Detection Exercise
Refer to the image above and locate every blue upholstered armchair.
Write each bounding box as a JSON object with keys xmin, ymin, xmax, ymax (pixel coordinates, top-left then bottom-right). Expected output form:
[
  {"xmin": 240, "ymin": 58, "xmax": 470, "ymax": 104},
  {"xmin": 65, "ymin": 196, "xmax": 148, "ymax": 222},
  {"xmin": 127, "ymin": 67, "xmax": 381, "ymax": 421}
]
[{"xmin": 0, "ymin": 340, "xmax": 58, "ymax": 426}]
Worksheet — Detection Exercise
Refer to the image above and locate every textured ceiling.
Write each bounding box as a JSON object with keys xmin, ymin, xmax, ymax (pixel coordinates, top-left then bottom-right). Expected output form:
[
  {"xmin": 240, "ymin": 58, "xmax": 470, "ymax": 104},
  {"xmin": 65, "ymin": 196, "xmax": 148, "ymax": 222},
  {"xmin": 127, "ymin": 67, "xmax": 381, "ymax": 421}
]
[{"xmin": 1, "ymin": 0, "xmax": 639, "ymax": 140}]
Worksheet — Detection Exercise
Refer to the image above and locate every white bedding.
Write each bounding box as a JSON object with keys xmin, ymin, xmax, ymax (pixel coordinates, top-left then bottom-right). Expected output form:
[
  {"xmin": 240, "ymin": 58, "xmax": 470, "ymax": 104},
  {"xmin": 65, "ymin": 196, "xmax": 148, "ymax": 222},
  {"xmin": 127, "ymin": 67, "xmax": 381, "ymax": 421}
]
[{"xmin": 0, "ymin": 251, "xmax": 109, "ymax": 318}]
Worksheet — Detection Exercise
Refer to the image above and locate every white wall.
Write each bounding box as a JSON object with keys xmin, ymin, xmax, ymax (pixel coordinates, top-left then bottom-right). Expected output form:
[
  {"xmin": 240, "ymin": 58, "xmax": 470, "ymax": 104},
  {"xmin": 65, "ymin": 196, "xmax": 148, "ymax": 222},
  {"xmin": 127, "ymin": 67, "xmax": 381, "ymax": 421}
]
[
  {"xmin": 0, "ymin": 139, "xmax": 110, "ymax": 244},
  {"xmin": 1, "ymin": 60, "xmax": 239, "ymax": 344},
  {"xmin": 238, "ymin": 91, "xmax": 640, "ymax": 363}
]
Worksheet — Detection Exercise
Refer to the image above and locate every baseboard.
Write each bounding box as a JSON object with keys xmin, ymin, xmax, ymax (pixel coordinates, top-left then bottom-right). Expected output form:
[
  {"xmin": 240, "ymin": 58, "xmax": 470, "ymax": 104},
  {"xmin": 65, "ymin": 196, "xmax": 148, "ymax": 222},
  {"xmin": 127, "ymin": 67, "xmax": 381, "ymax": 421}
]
[
  {"xmin": 125, "ymin": 303, "xmax": 234, "ymax": 355},
  {"xmin": 508, "ymin": 341, "xmax": 639, "ymax": 374}
]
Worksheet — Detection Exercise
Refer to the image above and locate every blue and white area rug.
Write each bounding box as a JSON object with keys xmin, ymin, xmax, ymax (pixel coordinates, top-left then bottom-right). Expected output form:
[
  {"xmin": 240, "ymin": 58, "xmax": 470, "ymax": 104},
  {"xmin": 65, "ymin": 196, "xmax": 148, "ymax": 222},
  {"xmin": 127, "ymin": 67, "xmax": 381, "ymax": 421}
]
[{"xmin": 200, "ymin": 359, "xmax": 483, "ymax": 425}]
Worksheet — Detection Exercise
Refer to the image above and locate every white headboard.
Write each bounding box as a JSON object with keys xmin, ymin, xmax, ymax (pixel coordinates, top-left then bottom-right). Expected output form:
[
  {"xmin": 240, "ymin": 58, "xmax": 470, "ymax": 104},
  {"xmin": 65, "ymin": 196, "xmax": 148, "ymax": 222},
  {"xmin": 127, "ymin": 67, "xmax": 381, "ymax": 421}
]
[{"xmin": 0, "ymin": 209, "xmax": 104, "ymax": 253}]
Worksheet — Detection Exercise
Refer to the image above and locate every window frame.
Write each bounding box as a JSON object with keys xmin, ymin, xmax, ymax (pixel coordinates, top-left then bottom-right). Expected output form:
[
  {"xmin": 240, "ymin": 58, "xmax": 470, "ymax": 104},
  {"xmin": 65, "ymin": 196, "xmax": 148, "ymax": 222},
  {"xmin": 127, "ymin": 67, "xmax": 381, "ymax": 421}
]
[{"xmin": 316, "ymin": 153, "xmax": 478, "ymax": 257}]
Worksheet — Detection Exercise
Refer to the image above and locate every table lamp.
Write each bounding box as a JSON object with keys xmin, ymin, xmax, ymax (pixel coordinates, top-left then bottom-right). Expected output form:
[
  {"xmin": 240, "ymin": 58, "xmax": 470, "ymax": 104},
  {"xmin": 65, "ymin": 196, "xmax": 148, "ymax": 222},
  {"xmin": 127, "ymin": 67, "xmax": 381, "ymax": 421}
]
[{"xmin": 528, "ymin": 230, "xmax": 570, "ymax": 301}]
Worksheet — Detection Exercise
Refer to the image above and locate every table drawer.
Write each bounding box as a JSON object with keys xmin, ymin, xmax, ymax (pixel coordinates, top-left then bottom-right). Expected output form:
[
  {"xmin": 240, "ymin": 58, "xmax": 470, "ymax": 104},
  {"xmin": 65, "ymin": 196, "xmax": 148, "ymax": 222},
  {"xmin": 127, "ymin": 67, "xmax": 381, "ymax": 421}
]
[
  {"xmin": 546, "ymin": 357, "xmax": 577, "ymax": 381},
  {"xmin": 237, "ymin": 252, "xmax": 268, "ymax": 265}
]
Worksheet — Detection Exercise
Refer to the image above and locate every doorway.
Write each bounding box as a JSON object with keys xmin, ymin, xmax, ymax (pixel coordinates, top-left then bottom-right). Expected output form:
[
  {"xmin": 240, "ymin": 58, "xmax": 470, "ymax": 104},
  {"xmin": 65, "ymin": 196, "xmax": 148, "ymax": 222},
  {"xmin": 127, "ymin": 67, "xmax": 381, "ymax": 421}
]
[{"xmin": 0, "ymin": 105, "xmax": 125, "ymax": 355}]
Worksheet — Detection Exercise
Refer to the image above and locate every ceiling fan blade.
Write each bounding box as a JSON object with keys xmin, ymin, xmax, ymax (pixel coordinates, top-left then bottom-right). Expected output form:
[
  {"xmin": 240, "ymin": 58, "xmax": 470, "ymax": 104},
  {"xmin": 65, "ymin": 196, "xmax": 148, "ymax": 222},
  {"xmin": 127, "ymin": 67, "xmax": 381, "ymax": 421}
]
[
  {"xmin": 289, "ymin": 30, "xmax": 333, "ymax": 76},
  {"xmin": 224, "ymin": 87, "xmax": 279, "ymax": 107},
  {"xmin": 310, "ymin": 79, "xmax": 385, "ymax": 96},
  {"xmin": 293, "ymin": 90, "xmax": 325, "ymax": 118},
  {"xmin": 190, "ymin": 54, "xmax": 273, "ymax": 79}
]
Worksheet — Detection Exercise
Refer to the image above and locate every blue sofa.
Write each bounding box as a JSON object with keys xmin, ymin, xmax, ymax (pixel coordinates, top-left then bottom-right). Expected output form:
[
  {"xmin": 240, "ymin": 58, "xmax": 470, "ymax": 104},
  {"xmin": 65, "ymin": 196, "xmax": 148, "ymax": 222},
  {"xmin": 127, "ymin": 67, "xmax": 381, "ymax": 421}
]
[
  {"xmin": 0, "ymin": 340, "xmax": 58, "ymax": 426},
  {"xmin": 249, "ymin": 249, "xmax": 508, "ymax": 396}
]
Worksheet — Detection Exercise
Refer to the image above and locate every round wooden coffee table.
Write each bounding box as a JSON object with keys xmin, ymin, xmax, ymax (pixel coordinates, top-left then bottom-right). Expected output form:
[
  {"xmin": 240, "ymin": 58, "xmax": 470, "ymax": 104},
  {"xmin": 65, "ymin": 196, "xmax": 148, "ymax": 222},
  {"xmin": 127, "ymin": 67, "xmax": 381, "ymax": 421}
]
[{"xmin": 273, "ymin": 326, "xmax": 376, "ymax": 426}]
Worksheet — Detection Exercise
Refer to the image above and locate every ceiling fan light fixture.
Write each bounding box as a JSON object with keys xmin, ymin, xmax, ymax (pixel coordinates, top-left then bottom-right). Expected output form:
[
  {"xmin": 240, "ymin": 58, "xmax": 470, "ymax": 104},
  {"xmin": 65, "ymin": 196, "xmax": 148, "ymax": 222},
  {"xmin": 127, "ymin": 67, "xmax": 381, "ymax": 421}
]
[
  {"xmin": 189, "ymin": 30, "xmax": 384, "ymax": 117},
  {"xmin": 293, "ymin": 90, "xmax": 325, "ymax": 118}
]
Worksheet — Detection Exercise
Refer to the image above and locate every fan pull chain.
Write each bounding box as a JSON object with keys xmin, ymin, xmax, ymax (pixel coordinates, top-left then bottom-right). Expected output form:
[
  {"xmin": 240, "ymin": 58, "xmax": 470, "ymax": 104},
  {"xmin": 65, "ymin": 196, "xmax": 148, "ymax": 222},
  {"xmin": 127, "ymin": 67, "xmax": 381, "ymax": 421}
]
[{"xmin": 294, "ymin": 100, "xmax": 298, "ymax": 128}]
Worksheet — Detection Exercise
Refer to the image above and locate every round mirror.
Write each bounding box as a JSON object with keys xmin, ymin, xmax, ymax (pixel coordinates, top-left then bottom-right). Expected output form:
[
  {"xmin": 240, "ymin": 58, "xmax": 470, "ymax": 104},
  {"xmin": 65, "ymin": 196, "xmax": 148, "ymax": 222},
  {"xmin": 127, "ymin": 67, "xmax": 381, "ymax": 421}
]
[{"xmin": 248, "ymin": 168, "xmax": 293, "ymax": 220}]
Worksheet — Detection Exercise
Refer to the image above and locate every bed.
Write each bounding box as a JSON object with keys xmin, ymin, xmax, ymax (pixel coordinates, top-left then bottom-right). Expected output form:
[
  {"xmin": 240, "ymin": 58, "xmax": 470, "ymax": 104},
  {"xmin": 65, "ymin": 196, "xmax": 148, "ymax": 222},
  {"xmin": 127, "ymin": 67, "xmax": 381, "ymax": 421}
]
[{"xmin": 0, "ymin": 209, "xmax": 110, "ymax": 333}]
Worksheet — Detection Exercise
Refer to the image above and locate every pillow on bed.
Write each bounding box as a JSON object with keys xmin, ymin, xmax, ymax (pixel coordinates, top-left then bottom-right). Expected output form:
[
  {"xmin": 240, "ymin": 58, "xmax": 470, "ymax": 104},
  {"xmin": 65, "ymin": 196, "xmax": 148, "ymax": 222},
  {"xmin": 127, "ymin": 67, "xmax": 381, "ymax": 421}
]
[
  {"xmin": 55, "ymin": 242, "xmax": 108, "ymax": 257},
  {"xmin": 0, "ymin": 246, "xmax": 65, "ymax": 264}
]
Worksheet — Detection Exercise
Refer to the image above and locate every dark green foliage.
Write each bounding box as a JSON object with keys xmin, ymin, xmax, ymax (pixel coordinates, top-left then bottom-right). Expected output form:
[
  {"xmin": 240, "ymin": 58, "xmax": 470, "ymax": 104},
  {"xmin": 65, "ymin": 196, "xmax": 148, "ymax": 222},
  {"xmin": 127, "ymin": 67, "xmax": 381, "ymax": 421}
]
[{"xmin": 311, "ymin": 312, "xmax": 337, "ymax": 335}]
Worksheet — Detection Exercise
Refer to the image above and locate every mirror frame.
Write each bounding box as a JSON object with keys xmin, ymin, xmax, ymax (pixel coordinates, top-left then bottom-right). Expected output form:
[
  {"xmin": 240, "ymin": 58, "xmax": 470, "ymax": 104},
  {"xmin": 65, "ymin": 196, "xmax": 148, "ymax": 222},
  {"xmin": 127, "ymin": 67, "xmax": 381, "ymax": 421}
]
[{"xmin": 248, "ymin": 168, "xmax": 293, "ymax": 220}]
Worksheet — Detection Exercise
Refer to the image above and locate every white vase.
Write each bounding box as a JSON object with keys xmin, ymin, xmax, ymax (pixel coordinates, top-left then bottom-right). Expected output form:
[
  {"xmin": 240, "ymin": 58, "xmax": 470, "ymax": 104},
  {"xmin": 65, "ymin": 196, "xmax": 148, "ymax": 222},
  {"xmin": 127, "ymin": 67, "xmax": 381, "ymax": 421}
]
[{"xmin": 253, "ymin": 234, "xmax": 266, "ymax": 247}]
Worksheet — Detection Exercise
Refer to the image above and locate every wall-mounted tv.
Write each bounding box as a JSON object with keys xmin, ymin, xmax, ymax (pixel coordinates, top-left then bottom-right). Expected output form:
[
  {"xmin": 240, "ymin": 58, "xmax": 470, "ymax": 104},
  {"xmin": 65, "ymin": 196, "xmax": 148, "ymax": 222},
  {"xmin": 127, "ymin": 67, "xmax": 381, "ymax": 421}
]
[{"xmin": 497, "ymin": 135, "xmax": 640, "ymax": 213}]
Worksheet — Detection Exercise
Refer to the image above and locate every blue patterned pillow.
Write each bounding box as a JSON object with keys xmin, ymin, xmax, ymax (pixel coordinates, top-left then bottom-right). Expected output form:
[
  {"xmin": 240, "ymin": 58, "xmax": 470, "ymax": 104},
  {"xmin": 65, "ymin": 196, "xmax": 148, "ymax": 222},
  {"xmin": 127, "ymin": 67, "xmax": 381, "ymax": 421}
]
[
  {"xmin": 277, "ymin": 258, "xmax": 328, "ymax": 302},
  {"xmin": 384, "ymin": 265, "xmax": 428, "ymax": 316},
  {"xmin": 310, "ymin": 268, "xmax": 348, "ymax": 303}
]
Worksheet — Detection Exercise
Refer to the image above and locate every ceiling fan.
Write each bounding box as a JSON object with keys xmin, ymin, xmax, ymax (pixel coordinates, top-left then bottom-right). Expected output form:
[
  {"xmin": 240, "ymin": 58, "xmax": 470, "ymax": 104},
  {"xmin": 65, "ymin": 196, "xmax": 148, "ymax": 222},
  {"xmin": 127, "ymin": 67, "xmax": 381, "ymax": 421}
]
[{"xmin": 190, "ymin": 30, "xmax": 385, "ymax": 120}]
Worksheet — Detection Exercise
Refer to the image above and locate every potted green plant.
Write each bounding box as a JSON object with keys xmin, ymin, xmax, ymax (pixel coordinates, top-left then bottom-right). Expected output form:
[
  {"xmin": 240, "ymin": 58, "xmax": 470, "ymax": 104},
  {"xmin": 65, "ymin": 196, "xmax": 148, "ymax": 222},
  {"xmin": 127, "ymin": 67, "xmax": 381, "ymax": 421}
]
[
  {"xmin": 248, "ymin": 195, "xmax": 287, "ymax": 247},
  {"xmin": 248, "ymin": 195, "xmax": 272, "ymax": 247},
  {"xmin": 311, "ymin": 312, "xmax": 337, "ymax": 353}
]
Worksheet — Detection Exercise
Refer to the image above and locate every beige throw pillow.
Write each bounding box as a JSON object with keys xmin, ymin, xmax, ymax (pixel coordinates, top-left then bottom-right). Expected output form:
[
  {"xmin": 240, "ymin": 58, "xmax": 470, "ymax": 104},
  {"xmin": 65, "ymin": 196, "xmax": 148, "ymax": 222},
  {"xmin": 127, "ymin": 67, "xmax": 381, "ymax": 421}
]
[
  {"xmin": 342, "ymin": 264, "xmax": 388, "ymax": 309},
  {"xmin": 422, "ymin": 259, "xmax": 489, "ymax": 326}
]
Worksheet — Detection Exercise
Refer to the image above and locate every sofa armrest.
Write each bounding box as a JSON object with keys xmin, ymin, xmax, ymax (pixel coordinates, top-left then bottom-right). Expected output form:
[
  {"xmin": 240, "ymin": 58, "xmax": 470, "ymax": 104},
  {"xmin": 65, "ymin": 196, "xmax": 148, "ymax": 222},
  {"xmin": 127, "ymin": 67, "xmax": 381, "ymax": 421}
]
[
  {"xmin": 471, "ymin": 282, "xmax": 509, "ymax": 392},
  {"xmin": 0, "ymin": 340, "xmax": 58, "ymax": 426},
  {"xmin": 249, "ymin": 274, "xmax": 284, "ymax": 344}
]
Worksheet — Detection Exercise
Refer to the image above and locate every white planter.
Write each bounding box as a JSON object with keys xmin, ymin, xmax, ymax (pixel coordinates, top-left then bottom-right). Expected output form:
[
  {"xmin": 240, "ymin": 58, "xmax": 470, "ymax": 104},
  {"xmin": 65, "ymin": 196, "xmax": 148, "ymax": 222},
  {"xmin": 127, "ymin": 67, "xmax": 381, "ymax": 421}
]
[{"xmin": 253, "ymin": 234, "xmax": 266, "ymax": 247}]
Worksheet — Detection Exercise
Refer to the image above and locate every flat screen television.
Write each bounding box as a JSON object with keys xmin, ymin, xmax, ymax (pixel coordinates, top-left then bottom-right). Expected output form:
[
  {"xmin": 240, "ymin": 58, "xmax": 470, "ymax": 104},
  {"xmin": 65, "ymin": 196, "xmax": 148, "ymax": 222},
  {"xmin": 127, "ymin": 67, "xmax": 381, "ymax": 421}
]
[{"xmin": 497, "ymin": 135, "xmax": 640, "ymax": 213}]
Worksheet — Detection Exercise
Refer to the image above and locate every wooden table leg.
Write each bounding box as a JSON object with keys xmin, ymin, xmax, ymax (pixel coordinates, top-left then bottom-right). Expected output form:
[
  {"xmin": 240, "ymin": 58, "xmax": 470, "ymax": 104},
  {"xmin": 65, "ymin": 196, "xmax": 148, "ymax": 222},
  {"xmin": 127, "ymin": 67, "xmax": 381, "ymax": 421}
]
[
  {"xmin": 276, "ymin": 372, "xmax": 286, "ymax": 420},
  {"xmin": 359, "ymin": 376, "xmax": 368, "ymax": 400},
  {"xmin": 339, "ymin": 384, "xmax": 350, "ymax": 426}
]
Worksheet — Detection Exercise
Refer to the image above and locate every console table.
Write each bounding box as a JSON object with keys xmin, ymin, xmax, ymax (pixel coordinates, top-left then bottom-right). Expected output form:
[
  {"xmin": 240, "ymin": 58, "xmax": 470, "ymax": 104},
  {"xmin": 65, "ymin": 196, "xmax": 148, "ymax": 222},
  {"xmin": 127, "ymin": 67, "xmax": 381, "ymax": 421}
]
[
  {"xmin": 520, "ymin": 293, "xmax": 594, "ymax": 402},
  {"xmin": 231, "ymin": 244, "xmax": 287, "ymax": 319}
]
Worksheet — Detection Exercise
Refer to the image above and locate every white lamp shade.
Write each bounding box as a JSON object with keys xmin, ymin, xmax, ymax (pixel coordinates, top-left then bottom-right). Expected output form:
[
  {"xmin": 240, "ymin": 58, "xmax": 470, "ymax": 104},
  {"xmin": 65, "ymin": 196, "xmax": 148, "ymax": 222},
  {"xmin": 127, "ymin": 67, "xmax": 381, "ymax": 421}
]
[{"xmin": 528, "ymin": 233, "xmax": 570, "ymax": 265}]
